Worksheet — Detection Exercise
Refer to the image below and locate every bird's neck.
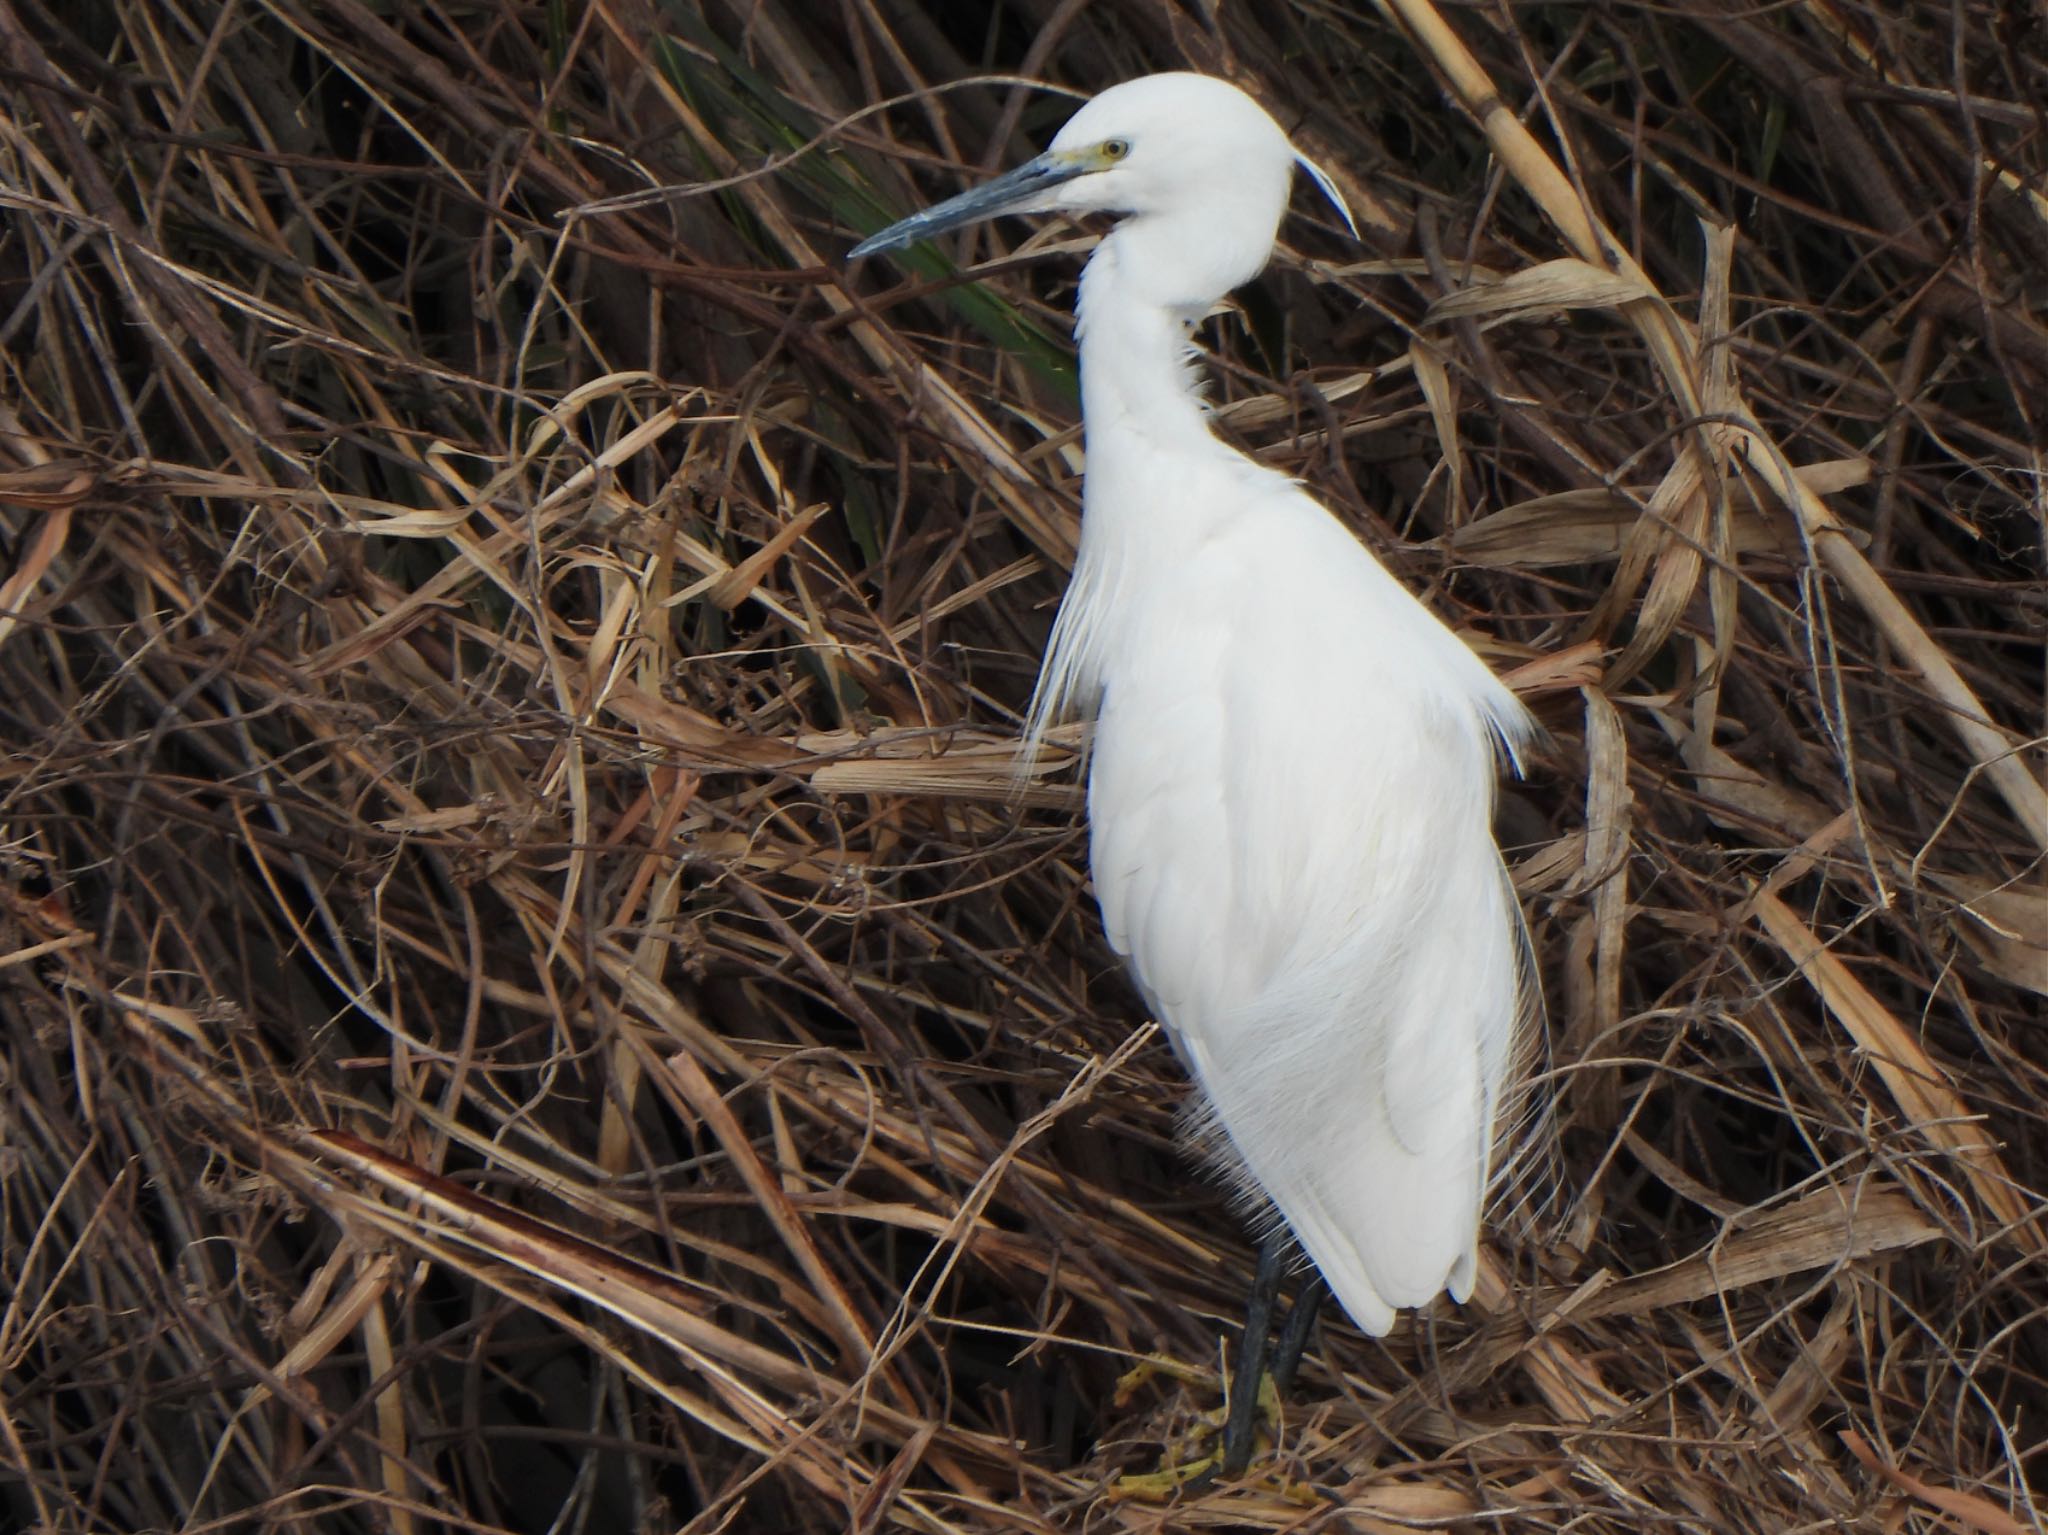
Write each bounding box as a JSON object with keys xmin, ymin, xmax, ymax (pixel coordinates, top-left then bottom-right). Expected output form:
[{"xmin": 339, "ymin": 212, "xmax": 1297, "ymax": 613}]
[
  {"xmin": 1028, "ymin": 225, "xmax": 1256, "ymax": 748},
  {"xmin": 1073, "ymin": 228, "xmax": 1220, "ymax": 455}
]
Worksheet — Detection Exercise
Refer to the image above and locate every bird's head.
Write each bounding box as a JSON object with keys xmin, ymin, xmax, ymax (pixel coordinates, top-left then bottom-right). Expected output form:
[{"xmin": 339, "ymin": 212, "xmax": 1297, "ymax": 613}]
[{"xmin": 851, "ymin": 73, "xmax": 1354, "ymax": 306}]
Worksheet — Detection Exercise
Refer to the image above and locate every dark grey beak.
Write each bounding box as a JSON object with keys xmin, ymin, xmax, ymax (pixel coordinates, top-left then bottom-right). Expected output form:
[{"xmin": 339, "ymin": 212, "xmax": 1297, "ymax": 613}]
[{"xmin": 849, "ymin": 151, "xmax": 1089, "ymax": 259}]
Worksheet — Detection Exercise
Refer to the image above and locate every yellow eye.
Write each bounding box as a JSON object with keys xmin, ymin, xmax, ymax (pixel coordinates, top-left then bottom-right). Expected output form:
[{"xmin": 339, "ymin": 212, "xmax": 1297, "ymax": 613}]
[{"xmin": 1102, "ymin": 138, "xmax": 1130, "ymax": 161}]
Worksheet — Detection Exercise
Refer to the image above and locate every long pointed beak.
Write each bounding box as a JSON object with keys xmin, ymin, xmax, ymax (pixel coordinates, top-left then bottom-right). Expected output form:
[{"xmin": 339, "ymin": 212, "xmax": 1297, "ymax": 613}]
[{"xmin": 849, "ymin": 151, "xmax": 1089, "ymax": 259}]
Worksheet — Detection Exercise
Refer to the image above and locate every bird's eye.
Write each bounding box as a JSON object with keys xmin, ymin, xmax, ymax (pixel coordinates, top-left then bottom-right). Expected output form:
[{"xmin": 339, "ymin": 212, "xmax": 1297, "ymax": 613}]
[{"xmin": 1102, "ymin": 138, "xmax": 1130, "ymax": 161}]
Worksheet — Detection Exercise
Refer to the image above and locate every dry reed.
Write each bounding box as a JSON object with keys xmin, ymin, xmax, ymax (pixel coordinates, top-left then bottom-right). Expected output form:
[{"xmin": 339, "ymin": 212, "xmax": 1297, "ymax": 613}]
[{"xmin": 2, "ymin": 1, "xmax": 2044, "ymax": 1531}]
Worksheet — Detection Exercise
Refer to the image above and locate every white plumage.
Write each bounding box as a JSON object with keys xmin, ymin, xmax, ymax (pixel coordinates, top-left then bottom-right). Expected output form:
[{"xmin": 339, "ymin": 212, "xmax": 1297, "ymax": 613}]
[{"xmin": 854, "ymin": 73, "xmax": 1537, "ymax": 1335}]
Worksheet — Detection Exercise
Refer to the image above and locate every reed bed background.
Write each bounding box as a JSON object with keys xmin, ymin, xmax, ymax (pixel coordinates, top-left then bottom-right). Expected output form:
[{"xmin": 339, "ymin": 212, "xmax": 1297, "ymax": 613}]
[{"xmin": 2, "ymin": 0, "xmax": 2044, "ymax": 1530}]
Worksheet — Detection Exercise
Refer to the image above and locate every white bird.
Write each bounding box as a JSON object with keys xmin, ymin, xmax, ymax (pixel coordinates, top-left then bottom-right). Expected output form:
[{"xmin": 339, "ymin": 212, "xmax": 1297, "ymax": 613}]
[{"xmin": 852, "ymin": 73, "xmax": 1537, "ymax": 1340}]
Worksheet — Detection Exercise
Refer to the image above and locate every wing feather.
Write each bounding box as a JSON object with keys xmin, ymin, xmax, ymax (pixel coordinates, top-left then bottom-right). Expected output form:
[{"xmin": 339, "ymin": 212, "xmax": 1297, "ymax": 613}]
[{"xmin": 1080, "ymin": 471, "xmax": 1532, "ymax": 1333}]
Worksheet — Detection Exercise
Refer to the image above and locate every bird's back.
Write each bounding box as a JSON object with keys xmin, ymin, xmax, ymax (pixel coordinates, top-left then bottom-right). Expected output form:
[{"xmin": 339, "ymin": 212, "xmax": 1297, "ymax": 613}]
[{"xmin": 1068, "ymin": 441, "xmax": 1532, "ymax": 1334}]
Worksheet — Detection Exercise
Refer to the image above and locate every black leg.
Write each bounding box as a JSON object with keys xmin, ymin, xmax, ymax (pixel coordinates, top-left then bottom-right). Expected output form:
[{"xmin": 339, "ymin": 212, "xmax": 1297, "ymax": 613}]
[
  {"xmin": 1218, "ymin": 1230, "xmax": 1289, "ymax": 1478},
  {"xmin": 1270, "ymin": 1273, "xmax": 1324, "ymax": 1394}
]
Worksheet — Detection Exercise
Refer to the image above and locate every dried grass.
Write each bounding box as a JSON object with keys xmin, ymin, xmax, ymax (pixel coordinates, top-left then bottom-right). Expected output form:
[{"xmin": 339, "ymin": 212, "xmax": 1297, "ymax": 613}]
[{"xmin": 2, "ymin": 1, "xmax": 2044, "ymax": 1531}]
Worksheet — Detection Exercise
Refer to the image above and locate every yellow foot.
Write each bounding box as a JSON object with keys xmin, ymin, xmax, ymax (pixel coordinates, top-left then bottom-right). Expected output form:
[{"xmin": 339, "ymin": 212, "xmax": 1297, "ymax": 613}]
[{"xmin": 1111, "ymin": 1366, "xmax": 1302, "ymax": 1500}]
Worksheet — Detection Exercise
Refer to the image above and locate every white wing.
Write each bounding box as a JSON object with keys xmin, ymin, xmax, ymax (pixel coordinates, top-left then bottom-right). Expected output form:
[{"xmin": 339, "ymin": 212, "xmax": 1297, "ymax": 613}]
[{"xmin": 1078, "ymin": 455, "xmax": 1531, "ymax": 1334}]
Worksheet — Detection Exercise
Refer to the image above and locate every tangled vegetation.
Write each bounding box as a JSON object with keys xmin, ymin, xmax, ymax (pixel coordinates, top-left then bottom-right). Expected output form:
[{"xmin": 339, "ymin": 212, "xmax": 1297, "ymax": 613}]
[{"xmin": 2, "ymin": 1, "xmax": 2043, "ymax": 1530}]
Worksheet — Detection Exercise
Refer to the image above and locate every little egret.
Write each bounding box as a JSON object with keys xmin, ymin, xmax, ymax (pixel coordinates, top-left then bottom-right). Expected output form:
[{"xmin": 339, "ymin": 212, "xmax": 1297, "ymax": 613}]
[{"xmin": 853, "ymin": 75, "xmax": 1536, "ymax": 1361}]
